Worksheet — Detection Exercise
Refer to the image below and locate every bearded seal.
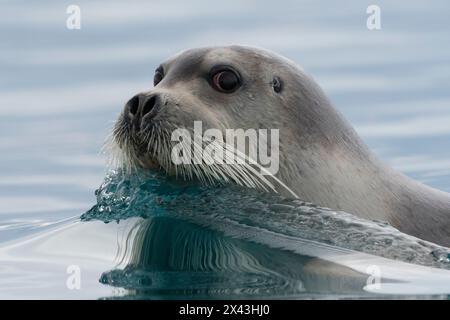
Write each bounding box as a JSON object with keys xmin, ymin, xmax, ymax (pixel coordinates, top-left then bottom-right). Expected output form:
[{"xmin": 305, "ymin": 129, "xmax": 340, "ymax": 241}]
[{"xmin": 110, "ymin": 45, "xmax": 450, "ymax": 247}]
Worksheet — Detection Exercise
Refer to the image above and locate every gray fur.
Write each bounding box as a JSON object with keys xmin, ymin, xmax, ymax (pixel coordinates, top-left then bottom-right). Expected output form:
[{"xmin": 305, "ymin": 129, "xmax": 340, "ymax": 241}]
[{"xmin": 112, "ymin": 45, "xmax": 450, "ymax": 247}]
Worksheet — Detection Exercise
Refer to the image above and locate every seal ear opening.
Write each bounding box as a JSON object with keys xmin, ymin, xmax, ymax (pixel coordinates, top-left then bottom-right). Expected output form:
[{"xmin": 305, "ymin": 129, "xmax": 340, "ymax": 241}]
[{"xmin": 272, "ymin": 76, "xmax": 283, "ymax": 93}]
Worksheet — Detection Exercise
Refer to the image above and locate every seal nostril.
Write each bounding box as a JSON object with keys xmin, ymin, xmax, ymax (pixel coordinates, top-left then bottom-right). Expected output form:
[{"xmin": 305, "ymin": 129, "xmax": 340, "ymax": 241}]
[
  {"xmin": 142, "ymin": 96, "xmax": 156, "ymax": 117},
  {"xmin": 128, "ymin": 96, "xmax": 139, "ymax": 116}
]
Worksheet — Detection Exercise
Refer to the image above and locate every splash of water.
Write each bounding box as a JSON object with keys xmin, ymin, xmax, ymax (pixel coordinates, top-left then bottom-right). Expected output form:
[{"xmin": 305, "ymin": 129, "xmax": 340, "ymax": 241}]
[{"xmin": 82, "ymin": 169, "xmax": 450, "ymax": 270}]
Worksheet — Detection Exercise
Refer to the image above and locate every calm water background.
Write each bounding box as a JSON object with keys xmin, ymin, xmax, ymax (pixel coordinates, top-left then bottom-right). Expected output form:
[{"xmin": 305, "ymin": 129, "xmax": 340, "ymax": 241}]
[{"xmin": 1, "ymin": 0, "xmax": 450, "ymax": 298}]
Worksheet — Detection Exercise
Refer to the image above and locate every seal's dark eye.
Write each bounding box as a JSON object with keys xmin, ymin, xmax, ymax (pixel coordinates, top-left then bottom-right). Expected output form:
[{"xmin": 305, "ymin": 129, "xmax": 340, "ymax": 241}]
[
  {"xmin": 154, "ymin": 67, "xmax": 164, "ymax": 86},
  {"xmin": 210, "ymin": 67, "xmax": 241, "ymax": 93},
  {"xmin": 272, "ymin": 76, "xmax": 283, "ymax": 93}
]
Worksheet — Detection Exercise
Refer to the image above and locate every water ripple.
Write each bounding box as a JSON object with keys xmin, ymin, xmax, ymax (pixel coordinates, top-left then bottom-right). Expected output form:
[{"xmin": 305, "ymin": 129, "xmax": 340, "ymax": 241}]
[{"xmin": 83, "ymin": 170, "xmax": 450, "ymax": 270}]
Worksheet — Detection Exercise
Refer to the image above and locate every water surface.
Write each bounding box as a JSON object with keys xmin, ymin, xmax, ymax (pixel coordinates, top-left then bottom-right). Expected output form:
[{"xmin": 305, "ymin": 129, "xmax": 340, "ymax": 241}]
[{"xmin": 1, "ymin": 0, "xmax": 450, "ymax": 299}]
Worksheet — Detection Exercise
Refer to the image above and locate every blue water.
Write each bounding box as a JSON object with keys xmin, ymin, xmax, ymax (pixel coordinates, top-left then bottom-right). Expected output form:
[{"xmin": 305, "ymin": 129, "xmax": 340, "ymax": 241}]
[{"xmin": 1, "ymin": 0, "xmax": 450, "ymax": 299}]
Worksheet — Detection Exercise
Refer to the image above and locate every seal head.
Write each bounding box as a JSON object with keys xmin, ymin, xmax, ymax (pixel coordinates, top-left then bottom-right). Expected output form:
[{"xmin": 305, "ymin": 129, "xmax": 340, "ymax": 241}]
[{"xmin": 110, "ymin": 45, "xmax": 450, "ymax": 247}]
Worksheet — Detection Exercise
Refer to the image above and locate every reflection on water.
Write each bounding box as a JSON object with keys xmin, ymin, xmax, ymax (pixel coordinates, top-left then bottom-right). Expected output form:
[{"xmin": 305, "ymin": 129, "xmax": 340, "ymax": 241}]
[
  {"xmin": 99, "ymin": 217, "xmax": 368, "ymax": 299},
  {"xmin": 1, "ymin": 0, "xmax": 450, "ymax": 299}
]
